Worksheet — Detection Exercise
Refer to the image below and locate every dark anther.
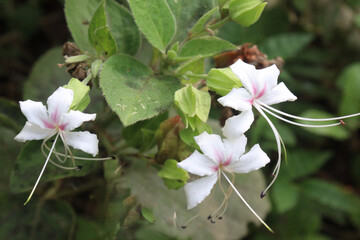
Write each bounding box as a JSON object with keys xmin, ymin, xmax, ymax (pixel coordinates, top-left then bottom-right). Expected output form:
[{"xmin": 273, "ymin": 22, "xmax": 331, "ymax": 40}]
[
  {"xmin": 271, "ymin": 173, "xmax": 275, "ymax": 177},
  {"xmin": 181, "ymin": 225, "xmax": 187, "ymax": 229},
  {"xmin": 210, "ymin": 219, "xmax": 216, "ymax": 224},
  {"xmin": 50, "ymin": 140, "xmax": 55, "ymax": 143},
  {"xmin": 218, "ymin": 216, "xmax": 223, "ymax": 220},
  {"xmin": 111, "ymin": 155, "xmax": 117, "ymax": 160},
  {"xmin": 207, "ymin": 215, "xmax": 212, "ymax": 220},
  {"xmin": 76, "ymin": 166, "xmax": 83, "ymax": 171},
  {"xmin": 260, "ymin": 191, "xmax": 266, "ymax": 198},
  {"xmin": 340, "ymin": 120, "xmax": 346, "ymax": 125}
]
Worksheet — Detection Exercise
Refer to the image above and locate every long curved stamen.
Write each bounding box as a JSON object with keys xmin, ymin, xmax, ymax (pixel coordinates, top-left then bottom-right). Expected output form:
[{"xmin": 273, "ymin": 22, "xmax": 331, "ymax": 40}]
[
  {"xmin": 24, "ymin": 133, "xmax": 60, "ymax": 205},
  {"xmin": 209, "ymin": 171, "xmax": 233, "ymax": 220},
  {"xmin": 59, "ymin": 132, "xmax": 77, "ymax": 168},
  {"xmin": 41, "ymin": 140, "xmax": 76, "ymax": 170},
  {"xmin": 260, "ymin": 102, "xmax": 360, "ymax": 122},
  {"xmin": 254, "ymin": 103, "xmax": 282, "ymax": 197},
  {"xmin": 259, "ymin": 105, "xmax": 342, "ymax": 128},
  {"xmin": 222, "ymin": 171, "xmax": 274, "ymax": 233},
  {"xmin": 43, "ymin": 141, "xmax": 112, "ymax": 161}
]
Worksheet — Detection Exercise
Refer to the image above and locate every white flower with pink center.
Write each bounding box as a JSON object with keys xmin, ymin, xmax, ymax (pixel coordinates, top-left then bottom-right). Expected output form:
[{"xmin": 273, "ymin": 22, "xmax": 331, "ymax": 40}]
[
  {"xmin": 15, "ymin": 87, "xmax": 102, "ymax": 204},
  {"xmin": 177, "ymin": 131, "xmax": 272, "ymax": 231},
  {"xmin": 218, "ymin": 59, "xmax": 360, "ymax": 197}
]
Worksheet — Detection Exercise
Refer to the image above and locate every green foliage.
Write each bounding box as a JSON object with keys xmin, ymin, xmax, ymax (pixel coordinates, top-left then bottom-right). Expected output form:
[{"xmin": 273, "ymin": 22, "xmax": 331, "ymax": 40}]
[
  {"xmin": 177, "ymin": 37, "xmax": 236, "ymax": 60},
  {"xmin": 158, "ymin": 159, "xmax": 189, "ymax": 189},
  {"xmin": 129, "ymin": 0, "xmax": 176, "ymax": 52},
  {"xmin": 338, "ymin": 63, "xmax": 360, "ymax": 129},
  {"xmin": 189, "ymin": 7, "xmax": 220, "ymax": 38},
  {"xmin": 207, "ymin": 67, "xmax": 242, "ymax": 95},
  {"xmin": 258, "ymin": 33, "xmax": 314, "ymax": 59},
  {"xmin": 100, "ymin": 54, "xmax": 180, "ymax": 126},
  {"xmin": 23, "ymin": 47, "xmax": 68, "ymax": 100},
  {"xmin": 65, "ymin": 0, "xmax": 100, "ymax": 54},
  {"xmin": 174, "ymin": 85, "xmax": 211, "ymax": 130},
  {"xmin": 9, "ymin": 141, "xmax": 99, "ymax": 193},
  {"xmin": 64, "ymin": 78, "xmax": 91, "ymax": 111},
  {"xmin": 229, "ymin": 0, "xmax": 267, "ymax": 27},
  {"xmin": 166, "ymin": 0, "xmax": 216, "ymax": 41},
  {"xmin": 88, "ymin": 0, "xmax": 117, "ymax": 57},
  {"xmin": 122, "ymin": 113, "xmax": 168, "ymax": 152}
]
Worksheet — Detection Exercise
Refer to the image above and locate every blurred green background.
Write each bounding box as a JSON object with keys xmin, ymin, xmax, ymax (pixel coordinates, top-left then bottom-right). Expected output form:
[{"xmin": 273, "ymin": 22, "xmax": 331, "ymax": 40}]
[{"xmin": 1, "ymin": 0, "xmax": 360, "ymax": 239}]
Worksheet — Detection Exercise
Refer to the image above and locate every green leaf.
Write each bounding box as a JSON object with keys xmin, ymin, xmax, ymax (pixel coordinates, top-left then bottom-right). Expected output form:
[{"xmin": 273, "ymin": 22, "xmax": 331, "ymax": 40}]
[
  {"xmin": 121, "ymin": 158, "xmax": 271, "ymax": 240},
  {"xmin": 207, "ymin": 67, "xmax": 242, "ymax": 96},
  {"xmin": 158, "ymin": 159, "xmax": 189, "ymax": 190},
  {"xmin": 338, "ymin": 63, "xmax": 360, "ymax": 129},
  {"xmin": 88, "ymin": 0, "xmax": 117, "ymax": 57},
  {"xmin": 272, "ymin": 178, "xmax": 299, "ymax": 213},
  {"xmin": 128, "ymin": 0, "xmax": 176, "ymax": 52},
  {"xmin": 122, "ymin": 113, "xmax": 168, "ymax": 152},
  {"xmin": 0, "ymin": 197, "xmax": 75, "ymax": 240},
  {"xmin": 174, "ymin": 57, "xmax": 205, "ymax": 84},
  {"xmin": 180, "ymin": 122, "xmax": 212, "ymax": 149},
  {"xmin": 300, "ymin": 109, "xmax": 350, "ymax": 140},
  {"xmin": 141, "ymin": 207, "xmax": 156, "ymax": 223},
  {"xmin": 100, "ymin": 54, "xmax": 180, "ymax": 126},
  {"xmin": 177, "ymin": 37, "xmax": 236, "ymax": 60},
  {"xmin": 282, "ymin": 150, "xmax": 332, "ymax": 180},
  {"xmin": 24, "ymin": 47, "xmax": 69, "ymax": 100},
  {"xmin": 9, "ymin": 141, "xmax": 100, "ymax": 193},
  {"xmin": 105, "ymin": 0, "xmax": 141, "ymax": 55},
  {"xmin": 167, "ymin": 0, "xmax": 216, "ymax": 41},
  {"xmin": 65, "ymin": 0, "xmax": 100, "ymax": 54},
  {"xmin": 258, "ymin": 33, "xmax": 314, "ymax": 59},
  {"xmin": 229, "ymin": 0, "xmax": 267, "ymax": 27},
  {"xmin": 64, "ymin": 78, "xmax": 91, "ymax": 111},
  {"xmin": 301, "ymin": 179, "xmax": 358, "ymax": 213},
  {"xmin": 174, "ymin": 85, "xmax": 211, "ymax": 130},
  {"xmin": 189, "ymin": 7, "xmax": 220, "ymax": 37}
]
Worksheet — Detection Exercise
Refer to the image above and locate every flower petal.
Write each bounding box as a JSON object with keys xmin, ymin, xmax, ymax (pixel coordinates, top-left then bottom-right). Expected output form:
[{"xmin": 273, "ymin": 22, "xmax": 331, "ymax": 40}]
[
  {"xmin": 184, "ymin": 173, "xmax": 218, "ymax": 209},
  {"xmin": 222, "ymin": 135, "xmax": 247, "ymax": 166},
  {"xmin": 222, "ymin": 110, "xmax": 254, "ymax": 139},
  {"xmin": 61, "ymin": 110, "xmax": 96, "ymax": 131},
  {"xmin": 177, "ymin": 150, "xmax": 217, "ymax": 176},
  {"xmin": 194, "ymin": 132, "xmax": 225, "ymax": 164},
  {"xmin": 218, "ymin": 88, "xmax": 253, "ymax": 111},
  {"xmin": 62, "ymin": 131, "xmax": 99, "ymax": 156},
  {"xmin": 14, "ymin": 122, "xmax": 55, "ymax": 142},
  {"xmin": 230, "ymin": 59, "xmax": 258, "ymax": 95},
  {"xmin": 258, "ymin": 82, "xmax": 297, "ymax": 106},
  {"xmin": 257, "ymin": 64, "xmax": 280, "ymax": 92},
  {"xmin": 227, "ymin": 144, "xmax": 270, "ymax": 173},
  {"xmin": 47, "ymin": 87, "xmax": 74, "ymax": 124},
  {"xmin": 19, "ymin": 100, "xmax": 50, "ymax": 129}
]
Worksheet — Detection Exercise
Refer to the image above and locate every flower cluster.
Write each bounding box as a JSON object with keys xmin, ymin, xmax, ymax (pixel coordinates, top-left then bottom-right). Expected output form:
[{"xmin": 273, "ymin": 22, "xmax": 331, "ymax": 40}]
[{"xmin": 177, "ymin": 59, "xmax": 360, "ymax": 231}]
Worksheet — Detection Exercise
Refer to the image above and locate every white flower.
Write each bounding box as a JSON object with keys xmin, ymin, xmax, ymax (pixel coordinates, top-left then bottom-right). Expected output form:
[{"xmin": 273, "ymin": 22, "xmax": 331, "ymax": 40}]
[
  {"xmin": 218, "ymin": 59, "xmax": 360, "ymax": 196},
  {"xmin": 177, "ymin": 131, "xmax": 272, "ymax": 231},
  {"xmin": 15, "ymin": 87, "xmax": 100, "ymax": 204}
]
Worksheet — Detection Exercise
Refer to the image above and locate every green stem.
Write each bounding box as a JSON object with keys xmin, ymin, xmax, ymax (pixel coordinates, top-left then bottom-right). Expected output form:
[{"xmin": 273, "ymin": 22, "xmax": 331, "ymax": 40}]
[
  {"xmin": 209, "ymin": 16, "xmax": 230, "ymax": 30},
  {"xmin": 82, "ymin": 72, "xmax": 93, "ymax": 85},
  {"xmin": 185, "ymin": 73, "xmax": 208, "ymax": 79}
]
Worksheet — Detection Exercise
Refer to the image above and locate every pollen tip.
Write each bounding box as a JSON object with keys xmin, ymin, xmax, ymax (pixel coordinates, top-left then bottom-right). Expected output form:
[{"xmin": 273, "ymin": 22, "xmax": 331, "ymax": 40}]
[
  {"xmin": 340, "ymin": 120, "xmax": 346, "ymax": 125},
  {"xmin": 271, "ymin": 173, "xmax": 275, "ymax": 178},
  {"xmin": 181, "ymin": 225, "xmax": 187, "ymax": 229},
  {"xmin": 76, "ymin": 166, "xmax": 83, "ymax": 171},
  {"xmin": 260, "ymin": 191, "xmax": 266, "ymax": 198}
]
